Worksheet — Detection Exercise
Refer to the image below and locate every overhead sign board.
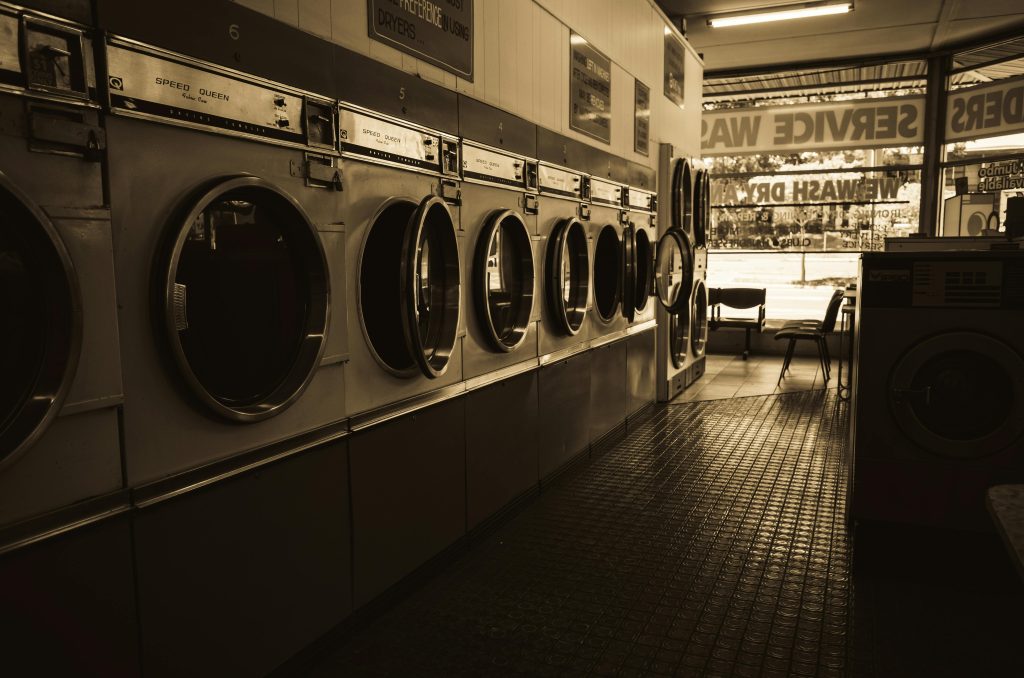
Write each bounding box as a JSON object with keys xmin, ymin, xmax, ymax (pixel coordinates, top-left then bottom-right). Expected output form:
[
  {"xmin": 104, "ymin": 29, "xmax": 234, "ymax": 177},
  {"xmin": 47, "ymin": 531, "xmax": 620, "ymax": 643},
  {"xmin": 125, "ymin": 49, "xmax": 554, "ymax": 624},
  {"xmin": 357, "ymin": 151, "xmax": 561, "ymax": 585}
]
[
  {"xmin": 701, "ymin": 95, "xmax": 926, "ymax": 156},
  {"xmin": 945, "ymin": 74, "xmax": 1024, "ymax": 143},
  {"xmin": 663, "ymin": 29, "xmax": 685, "ymax": 107},
  {"xmin": 366, "ymin": 0, "xmax": 474, "ymax": 81},
  {"xmin": 569, "ymin": 33, "xmax": 611, "ymax": 144}
]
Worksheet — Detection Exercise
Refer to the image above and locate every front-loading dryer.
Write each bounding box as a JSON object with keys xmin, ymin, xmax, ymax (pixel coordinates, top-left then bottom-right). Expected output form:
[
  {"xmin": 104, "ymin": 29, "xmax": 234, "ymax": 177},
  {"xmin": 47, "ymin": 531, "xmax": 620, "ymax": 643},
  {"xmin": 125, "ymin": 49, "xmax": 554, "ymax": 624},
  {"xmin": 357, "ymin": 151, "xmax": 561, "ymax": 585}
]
[
  {"xmin": 0, "ymin": 8, "xmax": 123, "ymax": 529},
  {"xmin": 623, "ymin": 180, "xmax": 659, "ymax": 417},
  {"xmin": 104, "ymin": 37, "xmax": 348, "ymax": 486},
  {"xmin": 587, "ymin": 176, "xmax": 631, "ymax": 345},
  {"xmin": 851, "ymin": 251, "xmax": 1024, "ymax": 532},
  {"xmin": 460, "ymin": 140, "xmax": 540, "ymax": 385},
  {"xmin": 337, "ymin": 103, "xmax": 464, "ymax": 423}
]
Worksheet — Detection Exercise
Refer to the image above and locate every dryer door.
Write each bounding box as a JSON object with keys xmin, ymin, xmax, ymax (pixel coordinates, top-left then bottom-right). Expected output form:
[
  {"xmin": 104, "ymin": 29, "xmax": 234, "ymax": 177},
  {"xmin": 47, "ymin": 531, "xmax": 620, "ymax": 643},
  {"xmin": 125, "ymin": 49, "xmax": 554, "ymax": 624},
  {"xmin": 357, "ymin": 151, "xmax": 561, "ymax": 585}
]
[
  {"xmin": 0, "ymin": 177, "xmax": 81, "ymax": 466},
  {"xmin": 160, "ymin": 176, "xmax": 329, "ymax": 423},
  {"xmin": 593, "ymin": 224, "xmax": 622, "ymax": 323},
  {"xmin": 691, "ymin": 279, "xmax": 708, "ymax": 358},
  {"xmin": 889, "ymin": 331, "xmax": 1024, "ymax": 458},
  {"xmin": 621, "ymin": 223, "xmax": 636, "ymax": 322},
  {"xmin": 669, "ymin": 311, "xmax": 688, "ymax": 369},
  {"xmin": 633, "ymin": 226, "xmax": 653, "ymax": 314},
  {"xmin": 546, "ymin": 218, "xmax": 589, "ymax": 335},
  {"xmin": 654, "ymin": 229, "xmax": 693, "ymax": 314},
  {"xmin": 692, "ymin": 169, "xmax": 709, "ymax": 249},
  {"xmin": 671, "ymin": 158, "xmax": 693, "ymax": 232},
  {"xmin": 475, "ymin": 209, "xmax": 535, "ymax": 353},
  {"xmin": 402, "ymin": 195, "xmax": 461, "ymax": 378}
]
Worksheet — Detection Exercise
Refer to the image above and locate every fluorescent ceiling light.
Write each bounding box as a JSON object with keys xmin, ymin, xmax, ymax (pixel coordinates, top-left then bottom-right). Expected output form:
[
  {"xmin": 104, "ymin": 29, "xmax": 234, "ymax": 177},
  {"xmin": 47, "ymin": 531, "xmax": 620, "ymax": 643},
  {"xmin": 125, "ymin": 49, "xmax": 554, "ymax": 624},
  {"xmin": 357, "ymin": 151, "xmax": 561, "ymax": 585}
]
[{"xmin": 707, "ymin": 2, "xmax": 852, "ymax": 28}]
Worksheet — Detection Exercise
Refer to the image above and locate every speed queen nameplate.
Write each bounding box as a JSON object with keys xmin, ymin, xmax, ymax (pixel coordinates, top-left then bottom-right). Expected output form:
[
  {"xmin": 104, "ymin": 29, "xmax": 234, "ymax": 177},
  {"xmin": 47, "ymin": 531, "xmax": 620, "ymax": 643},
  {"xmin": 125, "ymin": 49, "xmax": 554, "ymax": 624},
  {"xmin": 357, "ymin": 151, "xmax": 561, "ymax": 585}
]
[{"xmin": 367, "ymin": 0, "xmax": 474, "ymax": 81}]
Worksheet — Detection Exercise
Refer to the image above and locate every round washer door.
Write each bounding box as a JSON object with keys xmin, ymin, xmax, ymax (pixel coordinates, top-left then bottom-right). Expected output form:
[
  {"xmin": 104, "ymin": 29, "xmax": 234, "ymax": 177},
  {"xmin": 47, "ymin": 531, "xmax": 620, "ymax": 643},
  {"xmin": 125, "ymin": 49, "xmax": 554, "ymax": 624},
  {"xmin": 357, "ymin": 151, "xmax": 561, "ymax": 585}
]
[
  {"xmin": 691, "ymin": 279, "xmax": 708, "ymax": 357},
  {"xmin": 160, "ymin": 176, "xmax": 329, "ymax": 422},
  {"xmin": 546, "ymin": 218, "xmax": 589, "ymax": 336},
  {"xmin": 671, "ymin": 158, "xmax": 693, "ymax": 232},
  {"xmin": 0, "ymin": 176, "xmax": 82, "ymax": 466},
  {"xmin": 401, "ymin": 196, "xmax": 461, "ymax": 378},
  {"xmin": 621, "ymin": 223, "xmax": 636, "ymax": 322},
  {"xmin": 475, "ymin": 209, "xmax": 535, "ymax": 353},
  {"xmin": 889, "ymin": 332, "xmax": 1024, "ymax": 458},
  {"xmin": 693, "ymin": 168, "xmax": 709, "ymax": 248},
  {"xmin": 670, "ymin": 311, "xmax": 688, "ymax": 369},
  {"xmin": 593, "ymin": 224, "xmax": 622, "ymax": 323},
  {"xmin": 654, "ymin": 229, "xmax": 694, "ymax": 314},
  {"xmin": 633, "ymin": 227, "xmax": 653, "ymax": 313}
]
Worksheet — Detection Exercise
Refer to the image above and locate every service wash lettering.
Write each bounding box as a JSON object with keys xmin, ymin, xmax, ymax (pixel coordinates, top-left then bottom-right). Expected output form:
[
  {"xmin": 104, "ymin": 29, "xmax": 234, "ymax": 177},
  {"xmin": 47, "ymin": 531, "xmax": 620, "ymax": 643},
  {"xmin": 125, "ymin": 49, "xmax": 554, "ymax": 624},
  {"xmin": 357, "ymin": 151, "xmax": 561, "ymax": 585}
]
[
  {"xmin": 368, "ymin": 0, "xmax": 474, "ymax": 80},
  {"xmin": 701, "ymin": 96, "xmax": 925, "ymax": 155}
]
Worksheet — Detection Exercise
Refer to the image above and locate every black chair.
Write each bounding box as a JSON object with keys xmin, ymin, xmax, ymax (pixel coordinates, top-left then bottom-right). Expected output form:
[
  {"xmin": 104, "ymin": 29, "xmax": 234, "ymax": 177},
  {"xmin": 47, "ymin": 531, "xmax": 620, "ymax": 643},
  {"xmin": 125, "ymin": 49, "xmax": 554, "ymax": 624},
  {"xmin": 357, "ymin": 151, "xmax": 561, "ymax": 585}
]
[
  {"xmin": 774, "ymin": 289, "xmax": 844, "ymax": 384},
  {"xmin": 708, "ymin": 287, "xmax": 766, "ymax": 360}
]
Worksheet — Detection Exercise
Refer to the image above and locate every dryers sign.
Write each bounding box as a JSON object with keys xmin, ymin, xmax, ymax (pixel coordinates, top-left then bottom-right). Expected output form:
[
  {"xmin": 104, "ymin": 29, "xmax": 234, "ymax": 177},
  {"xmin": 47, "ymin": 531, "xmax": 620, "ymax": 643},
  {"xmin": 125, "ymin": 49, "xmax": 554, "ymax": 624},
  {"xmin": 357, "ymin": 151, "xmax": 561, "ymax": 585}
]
[
  {"xmin": 367, "ymin": 0, "xmax": 474, "ymax": 81},
  {"xmin": 570, "ymin": 33, "xmax": 612, "ymax": 144}
]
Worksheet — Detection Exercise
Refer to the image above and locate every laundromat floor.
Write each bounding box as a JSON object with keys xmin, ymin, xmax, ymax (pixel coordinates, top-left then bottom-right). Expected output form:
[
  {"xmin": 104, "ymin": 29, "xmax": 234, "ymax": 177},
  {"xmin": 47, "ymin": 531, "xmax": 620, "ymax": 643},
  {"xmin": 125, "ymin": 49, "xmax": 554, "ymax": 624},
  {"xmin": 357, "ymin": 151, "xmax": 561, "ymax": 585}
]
[{"xmin": 298, "ymin": 390, "xmax": 1024, "ymax": 677}]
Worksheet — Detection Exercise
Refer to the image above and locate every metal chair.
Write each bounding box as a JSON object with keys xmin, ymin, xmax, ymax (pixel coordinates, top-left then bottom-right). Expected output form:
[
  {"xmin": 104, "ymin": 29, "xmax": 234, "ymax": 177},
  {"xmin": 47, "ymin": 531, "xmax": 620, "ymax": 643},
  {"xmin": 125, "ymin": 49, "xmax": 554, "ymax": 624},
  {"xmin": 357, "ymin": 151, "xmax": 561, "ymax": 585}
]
[
  {"xmin": 708, "ymin": 287, "xmax": 766, "ymax": 360},
  {"xmin": 774, "ymin": 289, "xmax": 844, "ymax": 384}
]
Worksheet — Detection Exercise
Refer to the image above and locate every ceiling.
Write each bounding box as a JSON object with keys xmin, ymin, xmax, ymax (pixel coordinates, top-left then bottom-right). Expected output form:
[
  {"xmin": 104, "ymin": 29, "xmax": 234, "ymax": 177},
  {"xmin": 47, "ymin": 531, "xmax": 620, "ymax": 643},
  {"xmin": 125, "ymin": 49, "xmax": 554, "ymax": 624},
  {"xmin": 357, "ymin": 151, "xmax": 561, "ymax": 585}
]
[{"xmin": 655, "ymin": 0, "xmax": 1024, "ymax": 74}]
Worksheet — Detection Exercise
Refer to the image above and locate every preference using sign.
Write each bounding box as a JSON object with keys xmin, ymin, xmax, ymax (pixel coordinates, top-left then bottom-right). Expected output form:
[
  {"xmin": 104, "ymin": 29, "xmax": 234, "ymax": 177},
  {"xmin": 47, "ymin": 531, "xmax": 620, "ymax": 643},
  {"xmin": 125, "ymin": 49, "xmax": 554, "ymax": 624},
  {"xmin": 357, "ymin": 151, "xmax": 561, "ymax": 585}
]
[
  {"xmin": 367, "ymin": 0, "xmax": 473, "ymax": 81},
  {"xmin": 569, "ymin": 33, "xmax": 611, "ymax": 144}
]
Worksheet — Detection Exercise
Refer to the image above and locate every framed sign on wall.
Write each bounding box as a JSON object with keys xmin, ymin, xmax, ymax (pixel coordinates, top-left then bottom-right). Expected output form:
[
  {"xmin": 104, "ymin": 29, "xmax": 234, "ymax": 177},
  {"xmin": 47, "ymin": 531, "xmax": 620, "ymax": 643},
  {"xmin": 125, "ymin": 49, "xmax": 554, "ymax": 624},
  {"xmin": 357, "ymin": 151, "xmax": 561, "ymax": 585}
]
[
  {"xmin": 635, "ymin": 79, "xmax": 650, "ymax": 156},
  {"xmin": 569, "ymin": 32, "xmax": 612, "ymax": 144},
  {"xmin": 366, "ymin": 0, "xmax": 474, "ymax": 81}
]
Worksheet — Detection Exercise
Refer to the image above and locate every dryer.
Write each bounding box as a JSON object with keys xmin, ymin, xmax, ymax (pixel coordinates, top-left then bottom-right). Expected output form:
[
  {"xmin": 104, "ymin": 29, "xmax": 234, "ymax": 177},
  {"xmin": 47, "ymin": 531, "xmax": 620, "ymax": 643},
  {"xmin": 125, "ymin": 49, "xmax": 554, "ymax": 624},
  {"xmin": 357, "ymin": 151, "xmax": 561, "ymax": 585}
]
[
  {"xmin": 460, "ymin": 139, "xmax": 539, "ymax": 385},
  {"xmin": 337, "ymin": 102, "xmax": 464, "ymax": 423},
  {"xmin": 0, "ymin": 7, "xmax": 123, "ymax": 529},
  {"xmin": 623, "ymin": 181, "xmax": 659, "ymax": 417},
  {"xmin": 587, "ymin": 176, "xmax": 630, "ymax": 344},
  {"xmin": 104, "ymin": 37, "xmax": 348, "ymax": 486},
  {"xmin": 655, "ymin": 144, "xmax": 700, "ymax": 401},
  {"xmin": 851, "ymin": 251, "xmax": 1024, "ymax": 532}
]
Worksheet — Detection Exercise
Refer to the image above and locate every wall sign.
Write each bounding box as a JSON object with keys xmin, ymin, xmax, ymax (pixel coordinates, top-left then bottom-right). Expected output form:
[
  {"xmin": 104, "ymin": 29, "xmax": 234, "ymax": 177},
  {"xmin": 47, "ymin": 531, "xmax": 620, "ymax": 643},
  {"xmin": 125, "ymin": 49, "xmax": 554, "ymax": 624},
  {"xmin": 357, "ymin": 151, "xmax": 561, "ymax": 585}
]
[
  {"xmin": 946, "ymin": 74, "xmax": 1024, "ymax": 143},
  {"xmin": 366, "ymin": 0, "xmax": 473, "ymax": 81},
  {"xmin": 634, "ymin": 79, "xmax": 650, "ymax": 156},
  {"xmin": 701, "ymin": 95, "xmax": 926, "ymax": 156},
  {"xmin": 569, "ymin": 32, "xmax": 611, "ymax": 144},
  {"xmin": 663, "ymin": 29, "xmax": 685, "ymax": 107}
]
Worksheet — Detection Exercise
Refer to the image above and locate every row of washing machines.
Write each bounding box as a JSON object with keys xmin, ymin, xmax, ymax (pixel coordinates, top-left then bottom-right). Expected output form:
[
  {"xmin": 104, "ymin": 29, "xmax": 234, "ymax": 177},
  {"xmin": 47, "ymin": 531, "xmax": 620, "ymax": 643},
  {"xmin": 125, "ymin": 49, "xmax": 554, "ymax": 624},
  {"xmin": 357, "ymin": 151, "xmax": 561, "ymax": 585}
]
[{"xmin": 0, "ymin": 3, "xmax": 710, "ymax": 675}]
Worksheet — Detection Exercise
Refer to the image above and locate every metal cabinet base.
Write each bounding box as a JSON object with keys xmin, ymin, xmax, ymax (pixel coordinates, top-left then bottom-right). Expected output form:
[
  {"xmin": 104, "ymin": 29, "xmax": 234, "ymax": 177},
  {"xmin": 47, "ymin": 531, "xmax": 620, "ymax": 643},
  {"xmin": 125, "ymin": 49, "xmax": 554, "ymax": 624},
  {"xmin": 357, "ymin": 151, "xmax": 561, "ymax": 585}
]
[
  {"xmin": 590, "ymin": 340, "xmax": 628, "ymax": 445},
  {"xmin": 350, "ymin": 398, "xmax": 467, "ymax": 608},
  {"xmin": 466, "ymin": 371, "xmax": 540, "ymax": 530},
  {"xmin": 626, "ymin": 330, "xmax": 656, "ymax": 417},
  {"xmin": 539, "ymin": 351, "xmax": 592, "ymax": 480},
  {"xmin": 0, "ymin": 517, "xmax": 138, "ymax": 677},
  {"xmin": 133, "ymin": 441, "xmax": 351, "ymax": 678}
]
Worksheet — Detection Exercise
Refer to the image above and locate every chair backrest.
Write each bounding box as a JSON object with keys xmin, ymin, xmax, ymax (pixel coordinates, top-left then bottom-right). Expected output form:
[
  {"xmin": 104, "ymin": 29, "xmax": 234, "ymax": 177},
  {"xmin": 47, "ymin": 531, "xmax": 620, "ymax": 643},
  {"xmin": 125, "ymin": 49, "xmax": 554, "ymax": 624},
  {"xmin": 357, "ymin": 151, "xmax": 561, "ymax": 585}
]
[
  {"xmin": 716, "ymin": 287, "xmax": 766, "ymax": 309},
  {"xmin": 820, "ymin": 289, "xmax": 845, "ymax": 333}
]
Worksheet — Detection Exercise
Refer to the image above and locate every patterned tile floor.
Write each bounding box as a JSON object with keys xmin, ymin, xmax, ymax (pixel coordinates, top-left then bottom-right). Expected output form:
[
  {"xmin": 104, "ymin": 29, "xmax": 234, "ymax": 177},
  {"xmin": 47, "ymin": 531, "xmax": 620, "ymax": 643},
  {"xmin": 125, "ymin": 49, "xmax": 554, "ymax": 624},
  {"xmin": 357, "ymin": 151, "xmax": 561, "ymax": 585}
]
[
  {"xmin": 300, "ymin": 388, "xmax": 1024, "ymax": 677},
  {"xmin": 678, "ymin": 354, "xmax": 838, "ymax": 402}
]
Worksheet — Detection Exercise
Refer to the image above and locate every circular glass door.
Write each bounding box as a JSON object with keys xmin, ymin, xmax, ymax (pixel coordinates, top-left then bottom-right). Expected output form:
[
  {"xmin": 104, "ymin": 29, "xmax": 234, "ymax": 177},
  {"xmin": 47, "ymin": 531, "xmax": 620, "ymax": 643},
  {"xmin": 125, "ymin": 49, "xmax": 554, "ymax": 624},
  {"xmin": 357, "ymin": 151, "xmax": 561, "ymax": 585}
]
[
  {"xmin": 546, "ymin": 218, "xmax": 589, "ymax": 335},
  {"xmin": 654, "ymin": 229, "xmax": 693, "ymax": 314},
  {"xmin": 0, "ymin": 178, "xmax": 81, "ymax": 466},
  {"xmin": 670, "ymin": 311, "xmax": 689, "ymax": 368},
  {"xmin": 633, "ymin": 227, "xmax": 653, "ymax": 313},
  {"xmin": 691, "ymin": 279, "xmax": 708, "ymax": 357},
  {"xmin": 693, "ymin": 168, "xmax": 709, "ymax": 248},
  {"xmin": 622, "ymin": 224, "xmax": 636, "ymax": 322},
  {"xmin": 671, "ymin": 158, "xmax": 693, "ymax": 232},
  {"xmin": 475, "ymin": 209, "xmax": 534, "ymax": 352},
  {"xmin": 160, "ymin": 176, "xmax": 329, "ymax": 422},
  {"xmin": 889, "ymin": 332, "xmax": 1024, "ymax": 458},
  {"xmin": 593, "ymin": 225, "xmax": 622, "ymax": 323}
]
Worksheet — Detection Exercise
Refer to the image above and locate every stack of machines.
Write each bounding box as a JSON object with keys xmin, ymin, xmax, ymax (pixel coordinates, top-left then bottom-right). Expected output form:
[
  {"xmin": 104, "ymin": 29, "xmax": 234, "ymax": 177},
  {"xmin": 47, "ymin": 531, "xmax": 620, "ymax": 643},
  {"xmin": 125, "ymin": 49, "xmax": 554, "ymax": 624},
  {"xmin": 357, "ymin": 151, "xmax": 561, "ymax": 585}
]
[{"xmin": 0, "ymin": 1, "xmax": 704, "ymax": 674}]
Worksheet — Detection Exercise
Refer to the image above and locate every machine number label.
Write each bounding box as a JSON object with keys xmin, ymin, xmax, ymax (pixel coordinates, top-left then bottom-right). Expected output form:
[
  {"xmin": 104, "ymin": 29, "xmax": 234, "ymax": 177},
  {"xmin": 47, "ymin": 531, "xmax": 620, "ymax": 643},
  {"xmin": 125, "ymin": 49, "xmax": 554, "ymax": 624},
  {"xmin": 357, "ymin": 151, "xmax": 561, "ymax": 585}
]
[
  {"xmin": 590, "ymin": 178, "xmax": 622, "ymax": 206},
  {"xmin": 462, "ymin": 144, "xmax": 522, "ymax": 187},
  {"xmin": 538, "ymin": 164, "xmax": 582, "ymax": 199},
  {"xmin": 105, "ymin": 44, "xmax": 303, "ymax": 140},
  {"xmin": 339, "ymin": 107, "xmax": 441, "ymax": 170}
]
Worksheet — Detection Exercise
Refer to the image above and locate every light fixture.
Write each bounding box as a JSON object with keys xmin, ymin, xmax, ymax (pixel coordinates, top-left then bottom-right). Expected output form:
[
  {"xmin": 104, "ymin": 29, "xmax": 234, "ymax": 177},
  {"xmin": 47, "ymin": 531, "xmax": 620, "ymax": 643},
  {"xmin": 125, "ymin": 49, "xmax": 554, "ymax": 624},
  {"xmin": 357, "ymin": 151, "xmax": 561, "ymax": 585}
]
[{"xmin": 707, "ymin": 1, "xmax": 852, "ymax": 28}]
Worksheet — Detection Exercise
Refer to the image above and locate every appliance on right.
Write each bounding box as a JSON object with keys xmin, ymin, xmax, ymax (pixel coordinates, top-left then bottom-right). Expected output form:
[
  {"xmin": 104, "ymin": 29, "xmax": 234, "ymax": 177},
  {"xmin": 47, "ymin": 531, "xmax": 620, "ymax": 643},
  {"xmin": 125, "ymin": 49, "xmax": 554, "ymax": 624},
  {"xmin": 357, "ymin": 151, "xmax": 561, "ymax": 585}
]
[{"xmin": 851, "ymin": 250, "xmax": 1024, "ymax": 531}]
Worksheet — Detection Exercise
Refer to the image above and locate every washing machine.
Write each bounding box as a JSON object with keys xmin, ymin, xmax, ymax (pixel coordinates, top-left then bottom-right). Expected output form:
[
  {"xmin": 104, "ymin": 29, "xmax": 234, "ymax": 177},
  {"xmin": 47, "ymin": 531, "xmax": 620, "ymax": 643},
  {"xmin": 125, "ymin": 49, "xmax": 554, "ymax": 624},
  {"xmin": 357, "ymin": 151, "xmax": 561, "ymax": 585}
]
[
  {"xmin": 851, "ymin": 251, "xmax": 1024, "ymax": 531},
  {"xmin": 460, "ymin": 138, "xmax": 539, "ymax": 386},
  {"xmin": 0, "ymin": 7, "xmax": 124, "ymax": 530},
  {"xmin": 655, "ymin": 144, "xmax": 701, "ymax": 401},
  {"xmin": 690, "ymin": 163, "xmax": 711, "ymax": 360},
  {"xmin": 337, "ymin": 102, "xmax": 464, "ymax": 424},
  {"xmin": 104, "ymin": 37, "xmax": 348, "ymax": 486},
  {"xmin": 623, "ymin": 178, "xmax": 659, "ymax": 416},
  {"xmin": 587, "ymin": 176, "xmax": 631, "ymax": 346}
]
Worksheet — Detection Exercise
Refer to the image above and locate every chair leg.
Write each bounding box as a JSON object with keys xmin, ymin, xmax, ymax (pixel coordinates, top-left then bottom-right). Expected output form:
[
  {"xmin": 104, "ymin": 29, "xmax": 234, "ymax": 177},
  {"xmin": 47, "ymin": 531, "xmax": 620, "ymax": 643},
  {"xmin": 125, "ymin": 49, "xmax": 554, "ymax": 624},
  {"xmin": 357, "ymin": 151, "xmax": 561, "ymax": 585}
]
[
  {"xmin": 742, "ymin": 328, "xmax": 751, "ymax": 360},
  {"xmin": 822, "ymin": 336, "xmax": 832, "ymax": 378},
  {"xmin": 778, "ymin": 338, "xmax": 795, "ymax": 384},
  {"xmin": 818, "ymin": 337, "xmax": 830, "ymax": 382}
]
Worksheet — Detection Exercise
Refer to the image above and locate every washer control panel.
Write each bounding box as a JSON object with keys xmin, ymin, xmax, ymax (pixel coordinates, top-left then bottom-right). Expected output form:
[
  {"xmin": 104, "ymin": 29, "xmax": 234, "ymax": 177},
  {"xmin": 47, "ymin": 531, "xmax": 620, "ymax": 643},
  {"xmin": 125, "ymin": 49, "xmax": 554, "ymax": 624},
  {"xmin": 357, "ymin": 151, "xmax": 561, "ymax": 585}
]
[{"xmin": 339, "ymin": 104, "xmax": 459, "ymax": 176}]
